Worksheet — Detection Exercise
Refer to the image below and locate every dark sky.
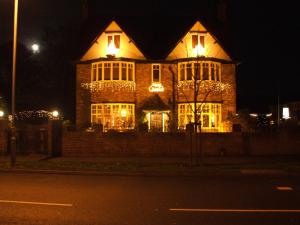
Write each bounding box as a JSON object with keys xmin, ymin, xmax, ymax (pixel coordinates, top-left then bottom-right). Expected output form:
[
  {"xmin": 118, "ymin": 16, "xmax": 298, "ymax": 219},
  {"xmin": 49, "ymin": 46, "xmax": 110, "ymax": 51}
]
[{"xmin": 1, "ymin": 0, "xmax": 300, "ymax": 113}]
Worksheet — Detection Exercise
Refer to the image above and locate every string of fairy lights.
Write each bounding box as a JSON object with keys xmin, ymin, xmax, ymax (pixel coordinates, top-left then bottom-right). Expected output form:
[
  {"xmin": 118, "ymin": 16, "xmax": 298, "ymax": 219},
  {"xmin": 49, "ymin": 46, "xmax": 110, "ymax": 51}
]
[
  {"xmin": 177, "ymin": 80, "xmax": 231, "ymax": 93},
  {"xmin": 81, "ymin": 81, "xmax": 136, "ymax": 92}
]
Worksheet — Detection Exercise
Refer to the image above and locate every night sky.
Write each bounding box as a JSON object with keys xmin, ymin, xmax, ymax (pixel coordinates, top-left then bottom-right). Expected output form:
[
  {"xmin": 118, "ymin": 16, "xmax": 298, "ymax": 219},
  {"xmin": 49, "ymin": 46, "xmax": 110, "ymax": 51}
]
[{"xmin": 0, "ymin": 0, "xmax": 300, "ymax": 119}]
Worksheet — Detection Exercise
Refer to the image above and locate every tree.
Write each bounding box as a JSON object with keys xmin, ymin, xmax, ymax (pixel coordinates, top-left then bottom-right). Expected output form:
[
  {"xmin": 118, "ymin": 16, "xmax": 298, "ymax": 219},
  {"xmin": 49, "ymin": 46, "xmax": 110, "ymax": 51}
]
[{"xmin": 169, "ymin": 37, "xmax": 231, "ymax": 166}]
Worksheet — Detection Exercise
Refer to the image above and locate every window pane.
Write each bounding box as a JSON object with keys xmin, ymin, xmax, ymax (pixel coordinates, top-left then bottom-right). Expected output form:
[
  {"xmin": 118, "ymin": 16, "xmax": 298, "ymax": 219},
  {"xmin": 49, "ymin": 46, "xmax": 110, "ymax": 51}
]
[
  {"xmin": 211, "ymin": 63, "xmax": 215, "ymax": 81},
  {"xmin": 186, "ymin": 63, "xmax": 192, "ymax": 80},
  {"xmin": 152, "ymin": 65, "xmax": 160, "ymax": 82},
  {"xmin": 104, "ymin": 63, "xmax": 110, "ymax": 80},
  {"xmin": 97, "ymin": 64, "xmax": 102, "ymax": 81},
  {"xmin": 200, "ymin": 36, "xmax": 205, "ymax": 48},
  {"xmin": 128, "ymin": 64, "xmax": 133, "ymax": 81},
  {"xmin": 194, "ymin": 63, "xmax": 200, "ymax": 80},
  {"xmin": 114, "ymin": 35, "xmax": 120, "ymax": 49},
  {"xmin": 202, "ymin": 115, "xmax": 209, "ymax": 127},
  {"xmin": 113, "ymin": 63, "xmax": 119, "ymax": 80},
  {"xmin": 107, "ymin": 36, "xmax": 113, "ymax": 46},
  {"xmin": 203, "ymin": 63, "xmax": 209, "ymax": 80},
  {"xmin": 122, "ymin": 63, "xmax": 127, "ymax": 80},
  {"xmin": 216, "ymin": 64, "xmax": 220, "ymax": 81},
  {"xmin": 192, "ymin": 35, "xmax": 198, "ymax": 48}
]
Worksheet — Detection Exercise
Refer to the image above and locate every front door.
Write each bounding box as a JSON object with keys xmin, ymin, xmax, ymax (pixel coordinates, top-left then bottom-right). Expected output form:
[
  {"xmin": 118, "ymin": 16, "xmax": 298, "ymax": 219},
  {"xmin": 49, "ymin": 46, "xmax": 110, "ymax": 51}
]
[
  {"xmin": 146, "ymin": 111, "xmax": 169, "ymax": 132},
  {"xmin": 150, "ymin": 112, "xmax": 163, "ymax": 132}
]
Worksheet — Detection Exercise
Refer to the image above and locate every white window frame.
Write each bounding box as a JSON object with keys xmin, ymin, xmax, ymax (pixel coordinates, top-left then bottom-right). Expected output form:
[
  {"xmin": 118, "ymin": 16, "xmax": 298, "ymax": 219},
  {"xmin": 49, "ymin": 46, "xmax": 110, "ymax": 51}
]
[
  {"xmin": 91, "ymin": 61, "xmax": 135, "ymax": 82},
  {"xmin": 177, "ymin": 61, "xmax": 221, "ymax": 82},
  {"xmin": 151, "ymin": 64, "xmax": 161, "ymax": 83}
]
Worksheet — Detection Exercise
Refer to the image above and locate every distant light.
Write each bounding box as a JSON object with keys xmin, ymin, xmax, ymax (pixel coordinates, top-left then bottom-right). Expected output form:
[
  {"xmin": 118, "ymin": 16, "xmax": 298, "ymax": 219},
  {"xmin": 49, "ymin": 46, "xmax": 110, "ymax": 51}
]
[
  {"xmin": 120, "ymin": 109, "xmax": 127, "ymax": 117},
  {"xmin": 52, "ymin": 110, "xmax": 59, "ymax": 118},
  {"xmin": 250, "ymin": 113, "xmax": 258, "ymax": 117},
  {"xmin": 0, "ymin": 110, "xmax": 4, "ymax": 117},
  {"xmin": 266, "ymin": 113, "xmax": 272, "ymax": 117},
  {"xmin": 31, "ymin": 43, "xmax": 39, "ymax": 53},
  {"xmin": 282, "ymin": 107, "xmax": 290, "ymax": 119}
]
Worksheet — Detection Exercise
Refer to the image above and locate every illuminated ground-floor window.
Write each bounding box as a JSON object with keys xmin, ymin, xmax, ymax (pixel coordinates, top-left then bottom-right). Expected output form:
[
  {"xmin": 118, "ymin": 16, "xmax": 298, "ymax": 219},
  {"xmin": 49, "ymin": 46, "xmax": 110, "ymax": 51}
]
[
  {"xmin": 91, "ymin": 103, "xmax": 135, "ymax": 131},
  {"xmin": 178, "ymin": 103, "xmax": 223, "ymax": 132}
]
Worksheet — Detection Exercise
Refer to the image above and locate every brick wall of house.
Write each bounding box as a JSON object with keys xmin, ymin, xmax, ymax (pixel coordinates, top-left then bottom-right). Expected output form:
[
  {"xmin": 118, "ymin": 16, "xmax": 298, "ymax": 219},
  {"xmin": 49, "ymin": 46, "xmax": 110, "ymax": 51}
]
[
  {"xmin": 76, "ymin": 63, "xmax": 92, "ymax": 129},
  {"xmin": 62, "ymin": 131, "xmax": 300, "ymax": 156},
  {"xmin": 221, "ymin": 63, "xmax": 236, "ymax": 130},
  {"xmin": 135, "ymin": 62, "xmax": 174, "ymax": 109}
]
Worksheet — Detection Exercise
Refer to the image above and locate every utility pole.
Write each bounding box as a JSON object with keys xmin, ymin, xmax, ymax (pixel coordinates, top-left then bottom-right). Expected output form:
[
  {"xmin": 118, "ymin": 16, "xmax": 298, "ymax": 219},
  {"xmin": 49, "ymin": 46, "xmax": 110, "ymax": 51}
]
[{"xmin": 11, "ymin": 0, "xmax": 19, "ymax": 167}]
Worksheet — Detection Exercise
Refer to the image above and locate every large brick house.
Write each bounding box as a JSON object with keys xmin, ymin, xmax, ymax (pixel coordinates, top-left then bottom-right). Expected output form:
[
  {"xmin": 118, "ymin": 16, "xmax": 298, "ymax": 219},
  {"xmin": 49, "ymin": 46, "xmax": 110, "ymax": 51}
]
[{"xmin": 76, "ymin": 20, "xmax": 236, "ymax": 132}]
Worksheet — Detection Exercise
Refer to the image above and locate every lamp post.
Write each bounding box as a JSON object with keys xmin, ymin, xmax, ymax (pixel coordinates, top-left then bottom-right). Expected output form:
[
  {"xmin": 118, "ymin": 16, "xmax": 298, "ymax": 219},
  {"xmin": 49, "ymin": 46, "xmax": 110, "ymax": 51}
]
[{"xmin": 11, "ymin": 0, "xmax": 19, "ymax": 167}]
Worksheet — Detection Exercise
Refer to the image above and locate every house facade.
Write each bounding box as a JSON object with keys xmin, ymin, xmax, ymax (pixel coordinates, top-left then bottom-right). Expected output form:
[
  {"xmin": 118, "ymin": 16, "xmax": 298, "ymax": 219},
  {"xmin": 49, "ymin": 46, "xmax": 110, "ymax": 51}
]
[{"xmin": 76, "ymin": 20, "xmax": 236, "ymax": 132}]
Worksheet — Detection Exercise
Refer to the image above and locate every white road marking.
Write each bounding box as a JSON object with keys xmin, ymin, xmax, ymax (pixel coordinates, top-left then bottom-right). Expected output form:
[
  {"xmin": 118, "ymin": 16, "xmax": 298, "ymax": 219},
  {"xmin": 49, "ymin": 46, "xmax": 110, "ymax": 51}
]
[
  {"xmin": 0, "ymin": 200, "xmax": 72, "ymax": 207},
  {"xmin": 169, "ymin": 208, "xmax": 300, "ymax": 213},
  {"xmin": 276, "ymin": 186, "xmax": 293, "ymax": 191}
]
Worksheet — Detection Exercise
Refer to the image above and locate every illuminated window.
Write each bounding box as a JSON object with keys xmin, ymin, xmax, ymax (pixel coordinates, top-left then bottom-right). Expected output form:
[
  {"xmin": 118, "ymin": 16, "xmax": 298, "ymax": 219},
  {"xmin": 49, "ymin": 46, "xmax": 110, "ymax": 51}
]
[
  {"xmin": 107, "ymin": 34, "xmax": 120, "ymax": 49},
  {"xmin": 113, "ymin": 63, "xmax": 119, "ymax": 80},
  {"xmin": 178, "ymin": 103, "xmax": 222, "ymax": 132},
  {"xmin": 91, "ymin": 103, "xmax": 135, "ymax": 131},
  {"xmin": 192, "ymin": 34, "xmax": 205, "ymax": 48},
  {"xmin": 152, "ymin": 64, "xmax": 161, "ymax": 83},
  {"xmin": 202, "ymin": 63, "xmax": 209, "ymax": 80},
  {"xmin": 178, "ymin": 61, "xmax": 221, "ymax": 82},
  {"xmin": 91, "ymin": 61, "xmax": 135, "ymax": 82},
  {"xmin": 192, "ymin": 34, "xmax": 205, "ymax": 56}
]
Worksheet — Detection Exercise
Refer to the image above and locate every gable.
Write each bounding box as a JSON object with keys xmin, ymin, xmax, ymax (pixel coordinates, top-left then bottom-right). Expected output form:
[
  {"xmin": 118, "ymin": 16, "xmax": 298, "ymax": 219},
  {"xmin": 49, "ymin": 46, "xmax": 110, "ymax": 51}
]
[
  {"xmin": 166, "ymin": 21, "xmax": 231, "ymax": 61},
  {"xmin": 81, "ymin": 21, "xmax": 146, "ymax": 61}
]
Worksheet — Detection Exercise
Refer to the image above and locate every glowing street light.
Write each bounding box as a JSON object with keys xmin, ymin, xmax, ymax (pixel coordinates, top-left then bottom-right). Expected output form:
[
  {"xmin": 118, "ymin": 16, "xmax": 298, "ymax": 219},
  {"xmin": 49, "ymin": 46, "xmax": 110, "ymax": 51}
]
[
  {"xmin": 52, "ymin": 110, "xmax": 59, "ymax": 118},
  {"xmin": 31, "ymin": 43, "xmax": 40, "ymax": 53}
]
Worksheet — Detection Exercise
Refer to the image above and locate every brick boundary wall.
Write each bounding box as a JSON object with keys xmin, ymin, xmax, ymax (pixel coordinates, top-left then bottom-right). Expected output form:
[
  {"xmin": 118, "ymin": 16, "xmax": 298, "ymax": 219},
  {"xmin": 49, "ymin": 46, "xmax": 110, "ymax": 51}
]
[{"xmin": 62, "ymin": 131, "xmax": 300, "ymax": 157}]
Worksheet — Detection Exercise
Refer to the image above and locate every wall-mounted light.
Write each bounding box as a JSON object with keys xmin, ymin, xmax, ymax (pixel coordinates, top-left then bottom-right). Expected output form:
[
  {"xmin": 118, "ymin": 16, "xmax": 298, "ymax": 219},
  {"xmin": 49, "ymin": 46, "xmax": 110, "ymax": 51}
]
[
  {"xmin": 106, "ymin": 40, "xmax": 118, "ymax": 57},
  {"xmin": 193, "ymin": 43, "xmax": 205, "ymax": 57}
]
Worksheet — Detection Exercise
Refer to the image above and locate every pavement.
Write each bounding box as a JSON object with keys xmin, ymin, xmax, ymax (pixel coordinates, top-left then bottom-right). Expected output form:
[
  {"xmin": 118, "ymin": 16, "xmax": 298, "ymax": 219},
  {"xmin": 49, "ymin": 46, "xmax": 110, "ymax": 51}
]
[{"xmin": 0, "ymin": 154, "xmax": 299, "ymax": 176}]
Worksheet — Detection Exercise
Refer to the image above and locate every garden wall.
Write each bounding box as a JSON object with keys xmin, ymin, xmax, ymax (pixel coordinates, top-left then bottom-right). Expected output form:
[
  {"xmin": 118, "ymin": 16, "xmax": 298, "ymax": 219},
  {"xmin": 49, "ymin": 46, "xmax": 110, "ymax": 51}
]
[{"xmin": 62, "ymin": 131, "xmax": 300, "ymax": 156}]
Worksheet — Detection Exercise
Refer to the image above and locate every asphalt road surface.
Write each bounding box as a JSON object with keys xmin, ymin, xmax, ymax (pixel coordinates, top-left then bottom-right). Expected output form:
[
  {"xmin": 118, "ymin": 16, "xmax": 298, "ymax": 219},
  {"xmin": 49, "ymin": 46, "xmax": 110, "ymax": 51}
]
[{"xmin": 0, "ymin": 172, "xmax": 299, "ymax": 225}]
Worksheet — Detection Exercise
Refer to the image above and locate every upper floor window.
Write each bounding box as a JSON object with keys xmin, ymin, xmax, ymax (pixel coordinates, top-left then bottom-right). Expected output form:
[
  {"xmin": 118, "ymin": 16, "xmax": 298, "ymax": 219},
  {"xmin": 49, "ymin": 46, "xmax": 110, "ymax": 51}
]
[
  {"xmin": 152, "ymin": 64, "xmax": 161, "ymax": 83},
  {"xmin": 192, "ymin": 34, "xmax": 205, "ymax": 56},
  {"xmin": 106, "ymin": 34, "xmax": 120, "ymax": 56},
  {"xmin": 91, "ymin": 61, "xmax": 135, "ymax": 82},
  {"xmin": 178, "ymin": 61, "xmax": 221, "ymax": 82}
]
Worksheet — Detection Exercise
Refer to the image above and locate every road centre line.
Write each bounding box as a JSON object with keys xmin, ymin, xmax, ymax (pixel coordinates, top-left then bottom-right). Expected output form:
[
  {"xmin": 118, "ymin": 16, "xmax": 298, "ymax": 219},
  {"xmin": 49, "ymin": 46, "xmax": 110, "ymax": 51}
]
[
  {"xmin": 0, "ymin": 200, "xmax": 73, "ymax": 207},
  {"xmin": 169, "ymin": 208, "xmax": 300, "ymax": 213}
]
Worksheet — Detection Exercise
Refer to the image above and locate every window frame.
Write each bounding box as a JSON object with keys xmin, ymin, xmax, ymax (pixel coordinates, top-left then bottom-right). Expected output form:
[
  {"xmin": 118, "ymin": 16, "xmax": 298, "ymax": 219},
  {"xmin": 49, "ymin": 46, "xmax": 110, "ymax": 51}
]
[
  {"xmin": 91, "ymin": 61, "xmax": 135, "ymax": 82},
  {"xmin": 151, "ymin": 64, "xmax": 161, "ymax": 83}
]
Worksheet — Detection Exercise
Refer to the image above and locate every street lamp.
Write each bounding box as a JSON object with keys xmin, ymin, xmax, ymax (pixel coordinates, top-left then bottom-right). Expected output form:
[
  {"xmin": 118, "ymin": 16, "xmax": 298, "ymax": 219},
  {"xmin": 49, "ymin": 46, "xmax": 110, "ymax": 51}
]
[{"xmin": 11, "ymin": 0, "xmax": 19, "ymax": 167}]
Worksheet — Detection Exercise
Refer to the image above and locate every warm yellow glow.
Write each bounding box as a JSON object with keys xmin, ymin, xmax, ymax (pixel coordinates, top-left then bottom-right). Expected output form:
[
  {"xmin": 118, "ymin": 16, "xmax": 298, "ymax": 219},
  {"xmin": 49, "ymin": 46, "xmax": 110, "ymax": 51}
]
[
  {"xmin": 52, "ymin": 110, "xmax": 59, "ymax": 118},
  {"xmin": 193, "ymin": 43, "xmax": 205, "ymax": 56},
  {"xmin": 148, "ymin": 83, "xmax": 164, "ymax": 92},
  {"xmin": 0, "ymin": 110, "xmax": 4, "ymax": 117},
  {"xmin": 106, "ymin": 40, "xmax": 119, "ymax": 57},
  {"xmin": 120, "ymin": 108, "xmax": 127, "ymax": 117},
  {"xmin": 211, "ymin": 114, "xmax": 215, "ymax": 123}
]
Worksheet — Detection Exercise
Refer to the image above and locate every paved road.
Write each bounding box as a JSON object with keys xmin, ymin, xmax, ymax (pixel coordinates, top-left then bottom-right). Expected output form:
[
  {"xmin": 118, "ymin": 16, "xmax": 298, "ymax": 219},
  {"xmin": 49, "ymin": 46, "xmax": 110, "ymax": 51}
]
[{"xmin": 0, "ymin": 173, "xmax": 299, "ymax": 225}]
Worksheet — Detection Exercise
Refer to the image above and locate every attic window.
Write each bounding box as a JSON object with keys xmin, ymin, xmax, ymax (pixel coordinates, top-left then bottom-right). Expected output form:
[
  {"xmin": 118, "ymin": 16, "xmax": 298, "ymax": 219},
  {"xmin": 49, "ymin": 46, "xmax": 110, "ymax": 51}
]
[
  {"xmin": 106, "ymin": 34, "xmax": 120, "ymax": 57},
  {"xmin": 192, "ymin": 34, "xmax": 205, "ymax": 56}
]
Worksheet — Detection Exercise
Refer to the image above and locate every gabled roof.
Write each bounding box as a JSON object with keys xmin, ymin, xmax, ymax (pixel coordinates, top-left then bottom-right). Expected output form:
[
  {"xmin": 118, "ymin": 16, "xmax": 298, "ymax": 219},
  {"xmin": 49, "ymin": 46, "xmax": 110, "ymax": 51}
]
[{"xmin": 76, "ymin": 15, "xmax": 235, "ymax": 61}]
